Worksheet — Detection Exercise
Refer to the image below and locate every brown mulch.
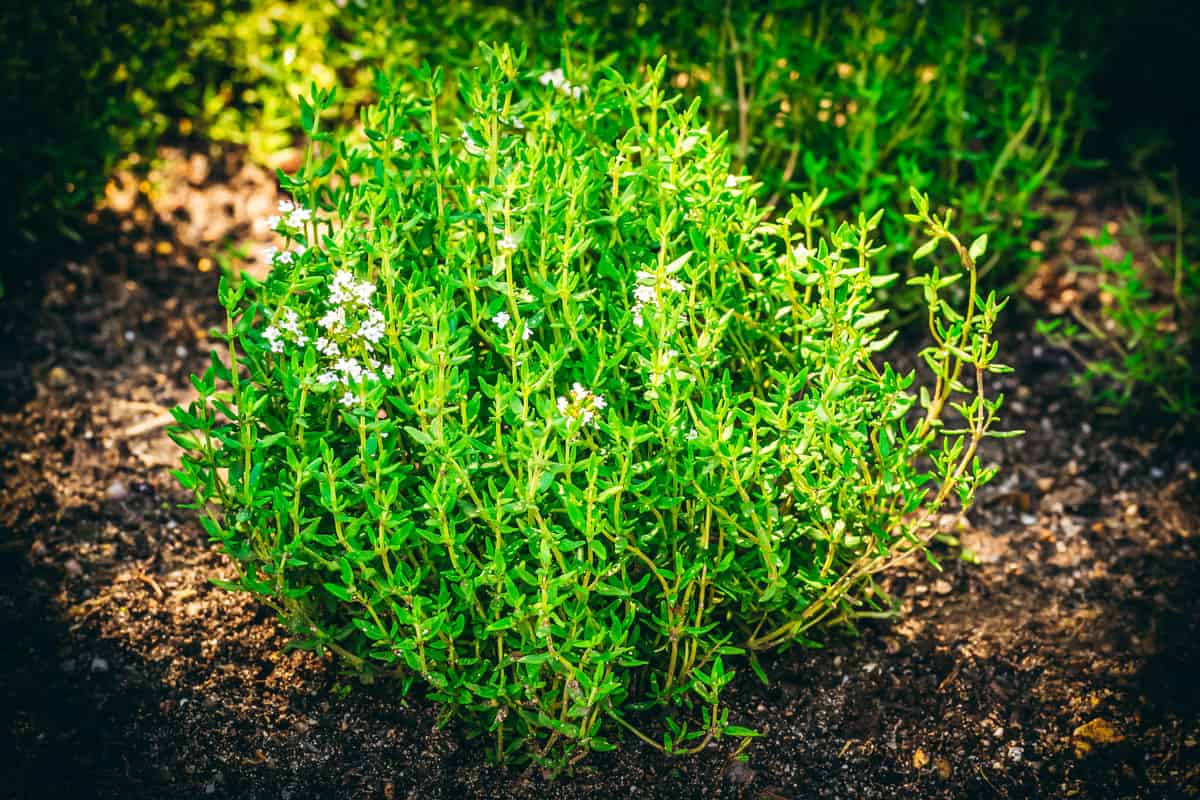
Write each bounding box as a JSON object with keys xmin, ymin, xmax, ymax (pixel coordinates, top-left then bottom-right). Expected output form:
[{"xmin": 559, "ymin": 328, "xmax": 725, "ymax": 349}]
[{"xmin": 1, "ymin": 147, "xmax": 1198, "ymax": 800}]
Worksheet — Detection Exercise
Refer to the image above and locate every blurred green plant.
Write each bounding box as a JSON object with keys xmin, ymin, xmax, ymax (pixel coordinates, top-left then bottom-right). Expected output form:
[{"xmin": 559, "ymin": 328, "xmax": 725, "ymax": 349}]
[
  {"xmin": 0, "ymin": 0, "xmax": 216, "ymax": 266},
  {"xmin": 170, "ymin": 49, "xmax": 1015, "ymax": 771},
  {"xmin": 182, "ymin": 0, "xmax": 1094, "ymax": 302},
  {"xmin": 1037, "ymin": 173, "xmax": 1199, "ymax": 419},
  {"xmin": 2, "ymin": 0, "xmax": 1095, "ymax": 308}
]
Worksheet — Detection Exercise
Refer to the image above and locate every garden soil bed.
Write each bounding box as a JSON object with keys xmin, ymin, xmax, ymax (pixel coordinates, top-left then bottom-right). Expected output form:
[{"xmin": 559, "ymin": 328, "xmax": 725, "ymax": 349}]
[{"xmin": 2, "ymin": 147, "xmax": 1198, "ymax": 800}]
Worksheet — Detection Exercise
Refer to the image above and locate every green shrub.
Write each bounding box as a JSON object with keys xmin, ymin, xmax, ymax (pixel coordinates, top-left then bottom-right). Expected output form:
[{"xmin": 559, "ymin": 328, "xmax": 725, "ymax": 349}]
[
  {"xmin": 1037, "ymin": 174, "xmax": 1198, "ymax": 418},
  {"xmin": 171, "ymin": 49, "xmax": 1014, "ymax": 770}
]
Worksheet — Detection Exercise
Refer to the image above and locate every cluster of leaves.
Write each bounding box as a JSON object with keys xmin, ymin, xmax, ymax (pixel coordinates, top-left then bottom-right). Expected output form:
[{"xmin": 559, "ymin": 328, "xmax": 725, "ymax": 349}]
[
  {"xmin": 171, "ymin": 49, "xmax": 1014, "ymax": 770},
  {"xmin": 175, "ymin": 0, "xmax": 1092, "ymax": 301},
  {"xmin": 1038, "ymin": 175, "xmax": 1199, "ymax": 419}
]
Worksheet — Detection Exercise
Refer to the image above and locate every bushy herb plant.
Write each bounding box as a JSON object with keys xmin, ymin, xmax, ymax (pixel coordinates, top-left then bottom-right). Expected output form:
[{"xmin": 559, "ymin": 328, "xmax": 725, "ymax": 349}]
[{"xmin": 171, "ymin": 49, "xmax": 1014, "ymax": 770}]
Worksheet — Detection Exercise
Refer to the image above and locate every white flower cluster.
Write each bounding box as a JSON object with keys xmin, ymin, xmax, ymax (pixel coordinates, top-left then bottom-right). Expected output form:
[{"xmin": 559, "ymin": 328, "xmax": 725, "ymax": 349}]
[
  {"xmin": 539, "ymin": 68, "xmax": 586, "ymax": 100},
  {"xmin": 557, "ymin": 382, "xmax": 607, "ymax": 430},
  {"xmin": 263, "ymin": 308, "xmax": 308, "ymax": 354},
  {"xmin": 266, "ymin": 199, "xmax": 312, "ymax": 233},
  {"xmin": 631, "ymin": 270, "xmax": 686, "ymax": 328},
  {"xmin": 259, "ymin": 268, "xmax": 396, "ymax": 410},
  {"xmin": 313, "ymin": 271, "xmax": 389, "ymax": 398},
  {"xmin": 263, "ymin": 244, "xmax": 307, "ymax": 267}
]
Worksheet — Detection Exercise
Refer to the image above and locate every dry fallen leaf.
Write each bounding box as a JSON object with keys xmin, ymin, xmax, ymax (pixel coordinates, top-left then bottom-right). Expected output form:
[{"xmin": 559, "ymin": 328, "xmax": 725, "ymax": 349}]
[{"xmin": 1073, "ymin": 718, "xmax": 1124, "ymax": 757}]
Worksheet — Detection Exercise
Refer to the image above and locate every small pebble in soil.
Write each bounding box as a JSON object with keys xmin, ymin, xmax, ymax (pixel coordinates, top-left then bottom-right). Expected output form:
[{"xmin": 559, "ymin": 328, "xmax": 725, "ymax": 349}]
[
  {"xmin": 124, "ymin": 330, "xmax": 136, "ymax": 342},
  {"xmin": 1020, "ymin": 513, "xmax": 1038, "ymax": 526},
  {"xmin": 90, "ymin": 657, "xmax": 109, "ymax": 673},
  {"xmin": 46, "ymin": 366, "xmax": 72, "ymax": 388},
  {"xmin": 105, "ymin": 481, "xmax": 129, "ymax": 502},
  {"xmin": 723, "ymin": 759, "xmax": 757, "ymax": 787},
  {"xmin": 63, "ymin": 559, "xmax": 82, "ymax": 577},
  {"xmin": 1008, "ymin": 745, "xmax": 1025, "ymax": 762}
]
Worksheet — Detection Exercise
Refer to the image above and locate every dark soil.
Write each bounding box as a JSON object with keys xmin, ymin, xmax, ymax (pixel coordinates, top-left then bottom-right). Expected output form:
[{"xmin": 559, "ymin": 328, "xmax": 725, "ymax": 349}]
[{"xmin": 2, "ymin": 148, "xmax": 1198, "ymax": 800}]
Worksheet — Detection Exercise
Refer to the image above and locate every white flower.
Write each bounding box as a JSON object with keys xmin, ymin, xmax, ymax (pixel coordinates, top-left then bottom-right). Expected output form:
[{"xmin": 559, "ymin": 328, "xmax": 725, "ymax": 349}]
[
  {"xmin": 329, "ymin": 270, "xmax": 372, "ymax": 306},
  {"xmin": 492, "ymin": 310, "xmax": 511, "ymax": 329},
  {"xmin": 266, "ymin": 215, "xmax": 281, "ymax": 230},
  {"xmin": 509, "ymin": 116, "xmax": 525, "ymax": 130},
  {"xmin": 278, "ymin": 199, "xmax": 296, "ymax": 214},
  {"xmin": 522, "ymin": 323, "xmax": 532, "ymax": 341},
  {"xmin": 319, "ymin": 307, "xmax": 346, "ymax": 331},
  {"xmin": 498, "ymin": 234, "xmax": 518, "ymax": 252},
  {"xmin": 538, "ymin": 67, "xmax": 585, "ymax": 99},
  {"xmin": 339, "ymin": 390, "xmax": 357, "ymax": 408},
  {"xmin": 725, "ymin": 175, "xmax": 738, "ymax": 188},
  {"xmin": 315, "ymin": 336, "xmax": 340, "ymax": 357},
  {"xmin": 279, "ymin": 308, "xmax": 306, "ymax": 345},
  {"xmin": 633, "ymin": 284, "xmax": 658, "ymax": 305},
  {"xmin": 263, "ymin": 246, "xmax": 278, "ymax": 263},
  {"xmin": 382, "ymin": 364, "xmax": 395, "ymax": 380},
  {"xmin": 631, "ymin": 268, "xmax": 687, "ymax": 327},
  {"xmin": 283, "ymin": 47, "xmax": 296, "ymax": 66},
  {"xmin": 334, "ymin": 357, "xmax": 364, "ymax": 381},
  {"xmin": 359, "ymin": 307, "xmax": 385, "ymax": 346},
  {"xmin": 686, "ymin": 427, "xmax": 699, "ymax": 441},
  {"xmin": 263, "ymin": 325, "xmax": 284, "ymax": 353},
  {"xmin": 317, "ymin": 371, "xmax": 339, "ymax": 386},
  {"xmin": 792, "ymin": 243, "xmax": 811, "ymax": 263},
  {"xmin": 558, "ymin": 382, "xmax": 606, "ymax": 430},
  {"xmin": 276, "ymin": 250, "xmax": 295, "ymax": 266},
  {"xmin": 539, "ymin": 68, "xmax": 565, "ymax": 88}
]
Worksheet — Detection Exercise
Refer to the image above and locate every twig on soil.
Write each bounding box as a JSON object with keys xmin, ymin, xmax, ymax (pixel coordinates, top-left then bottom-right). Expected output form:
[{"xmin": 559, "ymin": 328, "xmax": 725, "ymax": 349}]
[
  {"xmin": 121, "ymin": 411, "xmax": 176, "ymax": 438},
  {"xmin": 135, "ymin": 572, "xmax": 164, "ymax": 599}
]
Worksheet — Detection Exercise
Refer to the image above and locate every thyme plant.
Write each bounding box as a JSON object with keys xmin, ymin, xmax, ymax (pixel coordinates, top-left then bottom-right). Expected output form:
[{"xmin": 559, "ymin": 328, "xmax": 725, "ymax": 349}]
[
  {"xmin": 171, "ymin": 49, "xmax": 1014, "ymax": 770},
  {"xmin": 1038, "ymin": 176, "xmax": 1198, "ymax": 419}
]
